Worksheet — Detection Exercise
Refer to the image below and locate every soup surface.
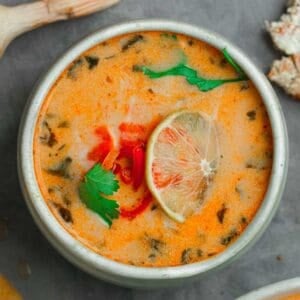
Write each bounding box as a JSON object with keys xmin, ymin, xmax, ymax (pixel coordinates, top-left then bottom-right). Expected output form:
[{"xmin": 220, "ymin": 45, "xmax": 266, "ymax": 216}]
[
  {"xmin": 278, "ymin": 294, "xmax": 300, "ymax": 300},
  {"xmin": 33, "ymin": 31, "xmax": 273, "ymax": 267},
  {"xmin": 0, "ymin": 275, "xmax": 22, "ymax": 300}
]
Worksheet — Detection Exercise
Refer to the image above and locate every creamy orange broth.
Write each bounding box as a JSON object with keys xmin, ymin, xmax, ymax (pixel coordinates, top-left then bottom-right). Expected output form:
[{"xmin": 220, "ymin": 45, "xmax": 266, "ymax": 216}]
[
  {"xmin": 278, "ymin": 294, "xmax": 300, "ymax": 300},
  {"xmin": 0, "ymin": 275, "xmax": 22, "ymax": 300},
  {"xmin": 33, "ymin": 32, "xmax": 273, "ymax": 267}
]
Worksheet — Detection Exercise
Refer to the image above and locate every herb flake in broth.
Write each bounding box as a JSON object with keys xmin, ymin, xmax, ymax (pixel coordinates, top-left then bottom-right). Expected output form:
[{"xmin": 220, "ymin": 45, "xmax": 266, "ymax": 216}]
[{"xmin": 46, "ymin": 157, "xmax": 72, "ymax": 179}]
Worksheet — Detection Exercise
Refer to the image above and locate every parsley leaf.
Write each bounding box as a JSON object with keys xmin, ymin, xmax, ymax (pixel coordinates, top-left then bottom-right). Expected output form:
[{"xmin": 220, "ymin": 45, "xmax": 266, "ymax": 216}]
[
  {"xmin": 140, "ymin": 48, "xmax": 248, "ymax": 92},
  {"xmin": 79, "ymin": 163, "xmax": 120, "ymax": 227}
]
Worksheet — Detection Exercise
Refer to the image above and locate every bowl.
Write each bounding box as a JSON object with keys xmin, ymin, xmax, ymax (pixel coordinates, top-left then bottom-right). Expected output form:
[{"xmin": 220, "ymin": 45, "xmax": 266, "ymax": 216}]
[
  {"xmin": 237, "ymin": 278, "xmax": 300, "ymax": 299},
  {"xmin": 17, "ymin": 19, "xmax": 288, "ymax": 288}
]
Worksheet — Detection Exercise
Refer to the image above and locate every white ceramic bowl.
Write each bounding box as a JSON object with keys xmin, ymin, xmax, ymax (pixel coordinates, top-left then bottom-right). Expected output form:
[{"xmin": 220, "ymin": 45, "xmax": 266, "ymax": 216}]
[
  {"xmin": 18, "ymin": 20, "xmax": 288, "ymax": 288},
  {"xmin": 237, "ymin": 278, "xmax": 300, "ymax": 299}
]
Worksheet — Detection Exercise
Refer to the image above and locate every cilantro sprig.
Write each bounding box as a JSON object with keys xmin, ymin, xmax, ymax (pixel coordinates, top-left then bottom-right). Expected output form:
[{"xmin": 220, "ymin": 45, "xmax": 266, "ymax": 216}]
[
  {"xmin": 79, "ymin": 163, "xmax": 120, "ymax": 227},
  {"xmin": 139, "ymin": 48, "xmax": 248, "ymax": 92},
  {"xmin": 222, "ymin": 48, "xmax": 245, "ymax": 77}
]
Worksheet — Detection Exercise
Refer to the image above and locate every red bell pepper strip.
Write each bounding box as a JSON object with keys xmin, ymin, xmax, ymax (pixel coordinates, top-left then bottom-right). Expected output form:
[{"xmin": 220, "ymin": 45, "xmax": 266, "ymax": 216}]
[
  {"xmin": 120, "ymin": 166, "xmax": 132, "ymax": 185},
  {"xmin": 87, "ymin": 126, "xmax": 113, "ymax": 163},
  {"xmin": 118, "ymin": 140, "xmax": 144, "ymax": 160},
  {"xmin": 119, "ymin": 123, "xmax": 146, "ymax": 139},
  {"xmin": 88, "ymin": 143, "xmax": 111, "ymax": 162},
  {"xmin": 132, "ymin": 145, "xmax": 145, "ymax": 190},
  {"xmin": 118, "ymin": 122, "xmax": 146, "ymax": 160},
  {"xmin": 120, "ymin": 193, "xmax": 152, "ymax": 219},
  {"xmin": 111, "ymin": 162, "xmax": 121, "ymax": 175}
]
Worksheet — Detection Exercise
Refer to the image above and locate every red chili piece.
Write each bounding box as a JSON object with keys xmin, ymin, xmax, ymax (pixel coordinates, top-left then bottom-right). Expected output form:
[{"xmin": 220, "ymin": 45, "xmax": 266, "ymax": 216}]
[
  {"xmin": 120, "ymin": 167, "xmax": 132, "ymax": 185},
  {"xmin": 87, "ymin": 126, "xmax": 113, "ymax": 163},
  {"xmin": 132, "ymin": 145, "xmax": 145, "ymax": 190},
  {"xmin": 120, "ymin": 193, "xmax": 152, "ymax": 219},
  {"xmin": 111, "ymin": 162, "xmax": 121, "ymax": 175},
  {"xmin": 118, "ymin": 122, "xmax": 146, "ymax": 160},
  {"xmin": 118, "ymin": 140, "xmax": 137, "ymax": 159}
]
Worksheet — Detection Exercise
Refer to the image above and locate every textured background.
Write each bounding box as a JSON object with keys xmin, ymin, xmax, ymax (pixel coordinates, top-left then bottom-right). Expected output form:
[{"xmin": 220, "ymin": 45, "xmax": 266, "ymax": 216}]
[{"xmin": 0, "ymin": 0, "xmax": 299, "ymax": 299}]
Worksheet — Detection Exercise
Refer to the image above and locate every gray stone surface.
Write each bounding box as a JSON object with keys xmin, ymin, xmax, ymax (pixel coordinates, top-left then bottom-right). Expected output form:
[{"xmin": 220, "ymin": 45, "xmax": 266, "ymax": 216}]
[{"xmin": 0, "ymin": 0, "xmax": 299, "ymax": 299}]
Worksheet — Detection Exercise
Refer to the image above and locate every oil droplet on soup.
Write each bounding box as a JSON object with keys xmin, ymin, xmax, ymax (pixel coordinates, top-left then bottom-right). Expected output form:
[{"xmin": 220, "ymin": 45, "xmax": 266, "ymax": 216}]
[{"xmin": 33, "ymin": 31, "xmax": 273, "ymax": 267}]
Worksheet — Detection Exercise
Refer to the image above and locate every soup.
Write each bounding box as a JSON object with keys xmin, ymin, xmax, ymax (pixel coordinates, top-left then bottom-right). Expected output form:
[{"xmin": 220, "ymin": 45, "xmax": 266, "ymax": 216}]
[
  {"xmin": 33, "ymin": 31, "xmax": 273, "ymax": 267},
  {"xmin": 0, "ymin": 275, "xmax": 22, "ymax": 300},
  {"xmin": 278, "ymin": 294, "xmax": 300, "ymax": 300}
]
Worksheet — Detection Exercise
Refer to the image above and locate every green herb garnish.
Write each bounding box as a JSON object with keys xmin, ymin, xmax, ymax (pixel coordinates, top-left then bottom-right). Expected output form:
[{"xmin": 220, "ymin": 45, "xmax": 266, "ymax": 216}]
[
  {"xmin": 46, "ymin": 157, "xmax": 72, "ymax": 178},
  {"xmin": 246, "ymin": 110, "xmax": 256, "ymax": 121},
  {"xmin": 160, "ymin": 33, "xmax": 177, "ymax": 40},
  {"xmin": 222, "ymin": 48, "xmax": 245, "ymax": 76},
  {"xmin": 122, "ymin": 35, "xmax": 144, "ymax": 52},
  {"xmin": 67, "ymin": 58, "xmax": 83, "ymax": 79},
  {"xmin": 140, "ymin": 48, "xmax": 248, "ymax": 92},
  {"xmin": 220, "ymin": 229, "xmax": 238, "ymax": 246},
  {"xmin": 181, "ymin": 248, "xmax": 193, "ymax": 264},
  {"xmin": 84, "ymin": 55, "xmax": 99, "ymax": 70},
  {"xmin": 79, "ymin": 163, "xmax": 120, "ymax": 227}
]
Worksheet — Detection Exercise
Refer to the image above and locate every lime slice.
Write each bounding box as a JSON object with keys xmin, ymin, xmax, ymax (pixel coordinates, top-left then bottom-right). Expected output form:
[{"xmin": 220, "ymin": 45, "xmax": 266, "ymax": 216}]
[{"xmin": 146, "ymin": 111, "xmax": 220, "ymax": 222}]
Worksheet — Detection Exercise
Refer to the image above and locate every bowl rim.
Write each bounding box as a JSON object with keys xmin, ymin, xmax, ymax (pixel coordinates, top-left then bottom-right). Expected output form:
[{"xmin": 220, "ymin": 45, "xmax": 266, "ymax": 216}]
[
  {"xmin": 17, "ymin": 19, "xmax": 288, "ymax": 282},
  {"xmin": 237, "ymin": 277, "xmax": 300, "ymax": 299}
]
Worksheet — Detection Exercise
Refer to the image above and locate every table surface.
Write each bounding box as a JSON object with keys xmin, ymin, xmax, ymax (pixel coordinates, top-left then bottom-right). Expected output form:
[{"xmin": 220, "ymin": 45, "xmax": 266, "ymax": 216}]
[{"xmin": 0, "ymin": 0, "xmax": 299, "ymax": 299}]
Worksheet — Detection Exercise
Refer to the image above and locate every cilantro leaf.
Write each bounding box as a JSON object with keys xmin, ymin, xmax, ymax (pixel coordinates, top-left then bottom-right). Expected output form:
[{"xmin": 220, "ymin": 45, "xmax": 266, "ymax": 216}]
[
  {"xmin": 140, "ymin": 48, "xmax": 248, "ymax": 92},
  {"xmin": 85, "ymin": 163, "xmax": 119, "ymax": 195},
  {"xmin": 79, "ymin": 163, "xmax": 120, "ymax": 227},
  {"xmin": 222, "ymin": 48, "xmax": 246, "ymax": 77}
]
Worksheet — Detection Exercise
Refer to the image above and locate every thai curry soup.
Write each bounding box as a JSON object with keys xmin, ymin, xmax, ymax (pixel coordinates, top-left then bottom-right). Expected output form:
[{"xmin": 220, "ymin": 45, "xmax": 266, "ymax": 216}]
[
  {"xmin": 279, "ymin": 294, "xmax": 300, "ymax": 300},
  {"xmin": 275, "ymin": 293, "xmax": 300, "ymax": 300},
  {"xmin": 33, "ymin": 31, "xmax": 273, "ymax": 267}
]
